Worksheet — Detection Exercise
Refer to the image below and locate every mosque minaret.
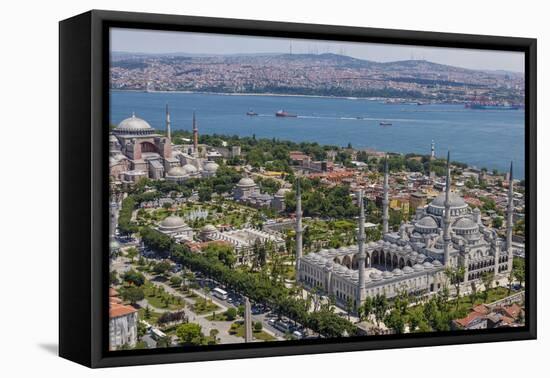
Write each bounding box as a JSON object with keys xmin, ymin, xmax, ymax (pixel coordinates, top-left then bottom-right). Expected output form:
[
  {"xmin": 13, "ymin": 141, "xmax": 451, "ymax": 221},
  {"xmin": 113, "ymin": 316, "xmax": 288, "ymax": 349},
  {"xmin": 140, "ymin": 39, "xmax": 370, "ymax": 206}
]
[
  {"xmin": 295, "ymin": 180, "xmax": 303, "ymax": 281},
  {"xmin": 382, "ymin": 156, "xmax": 390, "ymax": 235},
  {"xmin": 357, "ymin": 189, "xmax": 367, "ymax": 303},
  {"xmin": 506, "ymin": 161, "xmax": 514, "ymax": 273},
  {"xmin": 443, "ymin": 151, "xmax": 452, "ymax": 267},
  {"xmin": 165, "ymin": 103, "xmax": 171, "ymax": 140}
]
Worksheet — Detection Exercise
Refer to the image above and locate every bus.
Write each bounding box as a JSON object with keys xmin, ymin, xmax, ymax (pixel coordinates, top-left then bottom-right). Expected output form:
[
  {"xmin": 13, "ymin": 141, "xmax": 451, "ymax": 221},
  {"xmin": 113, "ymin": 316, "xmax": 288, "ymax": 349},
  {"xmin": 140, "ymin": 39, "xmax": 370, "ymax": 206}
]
[
  {"xmin": 211, "ymin": 287, "xmax": 228, "ymax": 301},
  {"xmin": 150, "ymin": 328, "xmax": 166, "ymax": 340}
]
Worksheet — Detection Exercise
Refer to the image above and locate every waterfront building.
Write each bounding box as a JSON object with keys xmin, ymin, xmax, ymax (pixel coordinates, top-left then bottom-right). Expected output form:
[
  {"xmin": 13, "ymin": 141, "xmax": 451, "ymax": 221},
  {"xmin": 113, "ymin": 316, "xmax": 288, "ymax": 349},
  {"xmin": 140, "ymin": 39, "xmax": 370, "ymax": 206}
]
[{"xmin": 298, "ymin": 153, "xmax": 516, "ymax": 311}]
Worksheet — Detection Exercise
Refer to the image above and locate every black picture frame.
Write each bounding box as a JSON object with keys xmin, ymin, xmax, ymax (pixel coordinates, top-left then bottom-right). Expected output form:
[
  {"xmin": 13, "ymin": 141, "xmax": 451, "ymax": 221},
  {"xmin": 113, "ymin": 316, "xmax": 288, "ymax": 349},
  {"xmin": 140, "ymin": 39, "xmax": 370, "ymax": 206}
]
[{"xmin": 59, "ymin": 9, "xmax": 537, "ymax": 368}]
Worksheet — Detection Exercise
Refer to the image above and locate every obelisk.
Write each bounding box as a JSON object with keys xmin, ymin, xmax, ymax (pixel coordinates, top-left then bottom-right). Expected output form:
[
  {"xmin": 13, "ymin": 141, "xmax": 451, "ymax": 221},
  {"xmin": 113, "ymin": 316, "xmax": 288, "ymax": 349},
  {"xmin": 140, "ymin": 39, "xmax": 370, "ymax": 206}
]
[{"xmin": 244, "ymin": 297, "xmax": 253, "ymax": 343}]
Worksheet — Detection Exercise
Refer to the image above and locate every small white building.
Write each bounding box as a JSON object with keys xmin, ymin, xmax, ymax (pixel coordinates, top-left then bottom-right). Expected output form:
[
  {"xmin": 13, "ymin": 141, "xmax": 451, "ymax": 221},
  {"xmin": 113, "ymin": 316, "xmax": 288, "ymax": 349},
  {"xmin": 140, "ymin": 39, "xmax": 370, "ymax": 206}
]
[{"xmin": 109, "ymin": 302, "xmax": 138, "ymax": 350}]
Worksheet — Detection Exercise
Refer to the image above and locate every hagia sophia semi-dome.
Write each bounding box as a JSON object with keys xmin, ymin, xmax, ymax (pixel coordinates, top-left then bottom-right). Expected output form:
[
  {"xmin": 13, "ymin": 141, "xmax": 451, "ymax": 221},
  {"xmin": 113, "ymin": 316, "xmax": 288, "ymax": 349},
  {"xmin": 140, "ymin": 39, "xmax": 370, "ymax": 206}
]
[
  {"xmin": 114, "ymin": 113, "xmax": 154, "ymax": 134},
  {"xmin": 183, "ymin": 164, "xmax": 198, "ymax": 173},
  {"xmin": 160, "ymin": 215, "xmax": 186, "ymax": 229},
  {"xmin": 167, "ymin": 166, "xmax": 188, "ymax": 177}
]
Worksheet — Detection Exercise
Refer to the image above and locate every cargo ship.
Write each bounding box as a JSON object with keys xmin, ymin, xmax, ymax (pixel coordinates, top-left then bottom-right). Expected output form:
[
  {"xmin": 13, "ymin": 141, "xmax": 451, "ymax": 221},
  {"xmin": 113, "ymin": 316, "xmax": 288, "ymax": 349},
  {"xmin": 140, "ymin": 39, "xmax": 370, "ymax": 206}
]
[
  {"xmin": 275, "ymin": 109, "xmax": 297, "ymax": 117},
  {"xmin": 465, "ymin": 102, "xmax": 520, "ymax": 110}
]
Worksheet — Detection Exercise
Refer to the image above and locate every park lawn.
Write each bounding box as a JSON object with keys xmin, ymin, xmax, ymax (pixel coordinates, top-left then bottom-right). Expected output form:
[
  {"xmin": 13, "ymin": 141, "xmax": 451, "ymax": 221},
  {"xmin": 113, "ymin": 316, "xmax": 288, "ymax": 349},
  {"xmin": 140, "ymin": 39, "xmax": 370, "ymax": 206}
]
[
  {"xmin": 137, "ymin": 307, "xmax": 163, "ymax": 325},
  {"xmin": 192, "ymin": 298, "xmax": 221, "ymax": 315},
  {"xmin": 142, "ymin": 282, "xmax": 185, "ymax": 311},
  {"xmin": 229, "ymin": 322, "xmax": 276, "ymax": 341},
  {"xmin": 205, "ymin": 312, "xmax": 231, "ymax": 321}
]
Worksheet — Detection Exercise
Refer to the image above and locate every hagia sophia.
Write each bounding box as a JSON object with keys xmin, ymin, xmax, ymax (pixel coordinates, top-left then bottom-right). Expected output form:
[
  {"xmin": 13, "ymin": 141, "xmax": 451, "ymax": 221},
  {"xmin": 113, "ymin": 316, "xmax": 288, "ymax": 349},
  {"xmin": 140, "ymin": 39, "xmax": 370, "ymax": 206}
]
[
  {"xmin": 109, "ymin": 106, "xmax": 219, "ymax": 183},
  {"xmin": 297, "ymin": 153, "xmax": 516, "ymax": 310}
]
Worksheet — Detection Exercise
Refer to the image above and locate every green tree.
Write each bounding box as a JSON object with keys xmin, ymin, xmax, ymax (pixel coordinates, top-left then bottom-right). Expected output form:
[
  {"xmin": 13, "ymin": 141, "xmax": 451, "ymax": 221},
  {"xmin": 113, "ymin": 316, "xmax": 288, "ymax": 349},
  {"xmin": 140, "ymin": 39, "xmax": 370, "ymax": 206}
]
[
  {"xmin": 225, "ymin": 307, "xmax": 237, "ymax": 321},
  {"xmin": 254, "ymin": 321, "xmax": 263, "ymax": 332},
  {"xmin": 373, "ymin": 294, "xmax": 388, "ymax": 328},
  {"xmin": 170, "ymin": 275, "xmax": 183, "ymax": 287},
  {"xmin": 361, "ymin": 297, "xmax": 374, "ymax": 322},
  {"xmin": 176, "ymin": 323, "xmax": 205, "ymax": 346},
  {"xmin": 156, "ymin": 335, "xmax": 172, "ymax": 348},
  {"xmin": 109, "ymin": 270, "xmax": 119, "ymax": 286},
  {"xmin": 121, "ymin": 286, "xmax": 144, "ymax": 305},
  {"xmin": 122, "ymin": 269, "xmax": 145, "ymax": 287},
  {"xmin": 444, "ymin": 266, "xmax": 466, "ymax": 311},
  {"xmin": 153, "ymin": 261, "xmax": 172, "ymax": 276},
  {"xmin": 125, "ymin": 247, "xmax": 138, "ymax": 262},
  {"xmin": 481, "ymin": 271, "xmax": 494, "ymax": 302}
]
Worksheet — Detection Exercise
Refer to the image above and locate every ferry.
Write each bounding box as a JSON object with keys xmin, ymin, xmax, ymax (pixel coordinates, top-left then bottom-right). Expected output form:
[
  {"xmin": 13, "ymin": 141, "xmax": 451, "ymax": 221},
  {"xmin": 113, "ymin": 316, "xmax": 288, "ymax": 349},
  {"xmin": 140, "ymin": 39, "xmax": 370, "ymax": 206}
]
[{"xmin": 275, "ymin": 109, "xmax": 297, "ymax": 117}]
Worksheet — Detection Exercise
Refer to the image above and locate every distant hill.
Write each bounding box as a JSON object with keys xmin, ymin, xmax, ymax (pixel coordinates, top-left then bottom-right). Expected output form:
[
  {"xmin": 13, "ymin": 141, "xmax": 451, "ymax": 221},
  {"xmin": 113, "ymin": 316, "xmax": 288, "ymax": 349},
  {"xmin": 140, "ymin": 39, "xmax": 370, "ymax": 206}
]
[{"xmin": 110, "ymin": 52, "xmax": 524, "ymax": 102}]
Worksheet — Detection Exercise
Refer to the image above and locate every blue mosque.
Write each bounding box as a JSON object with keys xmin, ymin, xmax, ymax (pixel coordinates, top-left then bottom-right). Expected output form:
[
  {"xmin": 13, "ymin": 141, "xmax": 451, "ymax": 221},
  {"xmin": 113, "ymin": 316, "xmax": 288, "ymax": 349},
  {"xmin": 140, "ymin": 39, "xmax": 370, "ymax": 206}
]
[{"xmin": 297, "ymin": 153, "xmax": 515, "ymax": 309}]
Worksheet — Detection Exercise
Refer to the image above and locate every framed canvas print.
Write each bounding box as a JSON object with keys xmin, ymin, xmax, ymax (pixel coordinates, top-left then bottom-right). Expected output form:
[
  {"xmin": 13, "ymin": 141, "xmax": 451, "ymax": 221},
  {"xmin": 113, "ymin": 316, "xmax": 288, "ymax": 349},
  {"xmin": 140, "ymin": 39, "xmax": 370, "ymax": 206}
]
[{"xmin": 59, "ymin": 10, "xmax": 536, "ymax": 368}]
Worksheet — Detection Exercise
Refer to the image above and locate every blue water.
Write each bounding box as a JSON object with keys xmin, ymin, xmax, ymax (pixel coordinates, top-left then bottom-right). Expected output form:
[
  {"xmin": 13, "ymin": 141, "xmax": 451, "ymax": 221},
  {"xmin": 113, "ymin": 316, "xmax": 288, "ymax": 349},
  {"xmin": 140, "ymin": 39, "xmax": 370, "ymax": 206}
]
[{"xmin": 110, "ymin": 91, "xmax": 525, "ymax": 178}]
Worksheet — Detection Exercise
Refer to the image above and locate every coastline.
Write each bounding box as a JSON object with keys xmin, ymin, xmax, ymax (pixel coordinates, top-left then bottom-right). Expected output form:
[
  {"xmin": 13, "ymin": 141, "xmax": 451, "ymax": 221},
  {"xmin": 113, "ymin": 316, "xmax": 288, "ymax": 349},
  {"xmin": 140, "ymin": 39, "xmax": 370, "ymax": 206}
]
[{"xmin": 110, "ymin": 89, "xmax": 400, "ymax": 102}]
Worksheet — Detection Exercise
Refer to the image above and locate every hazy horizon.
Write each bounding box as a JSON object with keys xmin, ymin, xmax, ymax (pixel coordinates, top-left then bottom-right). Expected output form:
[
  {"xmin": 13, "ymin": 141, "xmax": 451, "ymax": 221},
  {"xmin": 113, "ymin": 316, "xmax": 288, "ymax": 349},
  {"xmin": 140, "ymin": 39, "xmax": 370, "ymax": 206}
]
[{"xmin": 111, "ymin": 28, "xmax": 525, "ymax": 73}]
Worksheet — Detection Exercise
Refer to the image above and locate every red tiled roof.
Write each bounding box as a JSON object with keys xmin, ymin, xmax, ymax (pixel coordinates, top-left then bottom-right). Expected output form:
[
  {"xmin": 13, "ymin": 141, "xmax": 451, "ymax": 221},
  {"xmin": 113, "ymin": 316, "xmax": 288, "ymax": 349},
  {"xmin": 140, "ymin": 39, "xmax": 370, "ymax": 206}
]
[
  {"xmin": 501, "ymin": 303, "xmax": 522, "ymax": 319},
  {"xmin": 109, "ymin": 303, "xmax": 137, "ymax": 318},
  {"xmin": 472, "ymin": 304, "xmax": 490, "ymax": 315},
  {"xmin": 455, "ymin": 311, "xmax": 485, "ymax": 328},
  {"xmin": 109, "ymin": 287, "xmax": 119, "ymax": 297}
]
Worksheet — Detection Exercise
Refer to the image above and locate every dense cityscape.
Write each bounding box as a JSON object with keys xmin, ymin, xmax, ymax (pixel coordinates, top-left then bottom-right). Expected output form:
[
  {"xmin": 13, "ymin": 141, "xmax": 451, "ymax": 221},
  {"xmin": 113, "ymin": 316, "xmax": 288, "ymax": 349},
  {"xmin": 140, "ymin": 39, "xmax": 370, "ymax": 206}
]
[
  {"xmin": 110, "ymin": 53, "xmax": 524, "ymax": 104},
  {"xmin": 108, "ymin": 106, "xmax": 526, "ymax": 350}
]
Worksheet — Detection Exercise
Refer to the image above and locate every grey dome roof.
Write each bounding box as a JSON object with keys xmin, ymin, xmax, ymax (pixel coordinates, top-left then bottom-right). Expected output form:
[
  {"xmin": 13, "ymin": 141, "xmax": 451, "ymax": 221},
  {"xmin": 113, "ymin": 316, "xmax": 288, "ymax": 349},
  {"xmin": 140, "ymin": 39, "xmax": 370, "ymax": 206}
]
[
  {"xmin": 183, "ymin": 164, "xmax": 198, "ymax": 173},
  {"xmin": 167, "ymin": 166, "xmax": 188, "ymax": 177},
  {"xmin": 160, "ymin": 215, "xmax": 186, "ymax": 228},
  {"xmin": 392, "ymin": 268, "xmax": 403, "ymax": 276},
  {"xmin": 275, "ymin": 188, "xmax": 291, "ymax": 196},
  {"xmin": 453, "ymin": 217, "xmax": 478, "ymax": 229},
  {"xmin": 116, "ymin": 114, "xmax": 152, "ymax": 131},
  {"xmin": 429, "ymin": 192, "xmax": 467, "ymax": 209},
  {"xmin": 237, "ymin": 177, "xmax": 255, "ymax": 187},
  {"xmin": 201, "ymin": 224, "xmax": 217, "ymax": 233},
  {"xmin": 416, "ymin": 216, "xmax": 438, "ymax": 228},
  {"xmin": 204, "ymin": 161, "xmax": 219, "ymax": 172},
  {"xmin": 413, "ymin": 264, "xmax": 424, "ymax": 272}
]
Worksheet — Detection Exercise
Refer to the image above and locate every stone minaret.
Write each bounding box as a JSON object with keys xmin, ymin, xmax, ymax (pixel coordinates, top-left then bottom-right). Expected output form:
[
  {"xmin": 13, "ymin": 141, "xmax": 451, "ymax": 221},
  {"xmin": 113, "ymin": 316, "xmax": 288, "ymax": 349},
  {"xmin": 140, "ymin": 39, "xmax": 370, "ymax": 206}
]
[
  {"xmin": 382, "ymin": 156, "xmax": 389, "ymax": 234},
  {"xmin": 244, "ymin": 297, "xmax": 252, "ymax": 343},
  {"xmin": 443, "ymin": 151, "xmax": 452, "ymax": 267},
  {"xmin": 430, "ymin": 140, "xmax": 435, "ymax": 160},
  {"xmin": 192, "ymin": 111, "xmax": 199, "ymax": 154},
  {"xmin": 165, "ymin": 104, "xmax": 171, "ymax": 140},
  {"xmin": 506, "ymin": 161, "xmax": 514, "ymax": 272},
  {"xmin": 357, "ymin": 190, "xmax": 366, "ymax": 304},
  {"xmin": 295, "ymin": 180, "xmax": 303, "ymax": 281}
]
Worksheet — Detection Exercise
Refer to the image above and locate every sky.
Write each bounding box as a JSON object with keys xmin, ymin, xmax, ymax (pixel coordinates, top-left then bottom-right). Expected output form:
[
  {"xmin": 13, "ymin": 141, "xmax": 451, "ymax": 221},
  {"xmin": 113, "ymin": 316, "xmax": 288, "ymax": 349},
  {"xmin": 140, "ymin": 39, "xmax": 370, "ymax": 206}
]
[{"xmin": 110, "ymin": 28, "xmax": 524, "ymax": 73}]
